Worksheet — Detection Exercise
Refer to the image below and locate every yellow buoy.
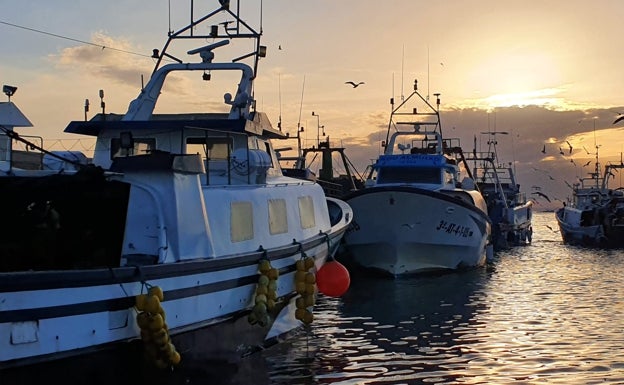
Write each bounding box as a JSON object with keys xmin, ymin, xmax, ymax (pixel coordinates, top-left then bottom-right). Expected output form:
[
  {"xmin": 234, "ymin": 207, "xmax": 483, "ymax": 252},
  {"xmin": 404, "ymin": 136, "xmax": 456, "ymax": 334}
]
[
  {"xmin": 136, "ymin": 311, "xmax": 151, "ymax": 330},
  {"xmin": 170, "ymin": 351, "xmax": 181, "ymax": 365},
  {"xmin": 295, "ymin": 308, "xmax": 306, "ymax": 320},
  {"xmin": 148, "ymin": 286, "xmax": 164, "ymax": 302},
  {"xmin": 258, "ymin": 275, "xmax": 270, "ymax": 286},
  {"xmin": 305, "ymin": 272, "xmax": 316, "ymax": 284},
  {"xmin": 305, "ymin": 283, "xmax": 316, "ymax": 295},
  {"xmin": 304, "ymin": 256, "xmax": 315, "ymax": 270},
  {"xmin": 302, "ymin": 310, "xmax": 314, "ymax": 324},
  {"xmin": 295, "ymin": 259, "xmax": 306, "ymax": 271},
  {"xmin": 267, "ymin": 268, "xmax": 279, "ymax": 280},
  {"xmin": 258, "ymin": 259, "xmax": 272, "ymax": 273},
  {"xmin": 295, "ymin": 281, "xmax": 306, "ymax": 295},
  {"xmin": 145, "ymin": 295, "xmax": 161, "ymax": 314},
  {"xmin": 148, "ymin": 313, "xmax": 165, "ymax": 331},
  {"xmin": 135, "ymin": 294, "xmax": 148, "ymax": 311}
]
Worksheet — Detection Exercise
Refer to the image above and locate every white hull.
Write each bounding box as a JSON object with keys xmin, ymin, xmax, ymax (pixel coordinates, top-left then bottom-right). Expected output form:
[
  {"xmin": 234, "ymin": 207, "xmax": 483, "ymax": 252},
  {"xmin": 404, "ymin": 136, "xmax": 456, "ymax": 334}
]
[
  {"xmin": 0, "ymin": 223, "xmax": 347, "ymax": 369},
  {"xmin": 343, "ymin": 187, "xmax": 491, "ymax": 276},
  {"xmin": 555, "ymin": 207, "xmax": 604, "ymax": 246}
]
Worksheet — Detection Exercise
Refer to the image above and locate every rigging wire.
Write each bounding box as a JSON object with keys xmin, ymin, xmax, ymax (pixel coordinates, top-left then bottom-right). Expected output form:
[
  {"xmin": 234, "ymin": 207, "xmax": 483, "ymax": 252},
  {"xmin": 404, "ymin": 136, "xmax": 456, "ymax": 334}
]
[{"xmin": 0, "ymin": 20, "xmax": 154, "ymax": 59}]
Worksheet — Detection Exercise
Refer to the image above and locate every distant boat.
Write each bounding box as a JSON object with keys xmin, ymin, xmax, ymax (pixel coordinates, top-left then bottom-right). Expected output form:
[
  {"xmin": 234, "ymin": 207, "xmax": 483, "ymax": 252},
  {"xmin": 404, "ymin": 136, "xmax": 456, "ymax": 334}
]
[
  {"xmin": 341, "ymin": 81, "xmax": 492, "ymax": 277},
  {"xmin": 467, "ymin": 131, "xmax": 533, "ymax": 251},
  {"xmin": 0, "ymin": 2, "xmax": 352, "ymax": 376},
  {"xmin": 555, "ymin": 146, "xmax": 624, "ymax": 247},
  {"xmin": 277, "ymin": 131, "xmax": 365, "ymax": 198}
]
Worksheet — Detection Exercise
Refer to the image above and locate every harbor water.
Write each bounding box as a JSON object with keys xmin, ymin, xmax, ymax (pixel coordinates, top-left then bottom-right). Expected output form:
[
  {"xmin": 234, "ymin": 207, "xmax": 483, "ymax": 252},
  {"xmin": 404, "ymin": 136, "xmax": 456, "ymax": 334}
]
[
  {"xmin": 16, "ymin": 211, "xmax": 624, "ymax": 385},
  {"xmin": 207, "ymin": 211, "xmax": 624, "ymax": 385}
]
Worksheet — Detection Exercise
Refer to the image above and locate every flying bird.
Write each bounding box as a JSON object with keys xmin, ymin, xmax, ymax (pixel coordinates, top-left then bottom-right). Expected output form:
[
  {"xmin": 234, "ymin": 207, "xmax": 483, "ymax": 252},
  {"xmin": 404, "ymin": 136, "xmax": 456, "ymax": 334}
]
[
  {"xmin": 559, "ymin": 147, "xmax": 565, "ymax": 155},
  {"xmin": 541, "ymin": 144, "xmax": 546, "ymax": 154},
  {"xmin": 614, "ymin": 114, "xmax": 624, "ymax": 125},
  {"xmin": 583, "ymin": 146, "xmax": 591, "ymax": 154},
  {"xmin": 545, "ymin": 225, "xmax": 558, "ymax": 233},
  {"xmin": 345, "ymin": 81, "xmax": 365, "ymax": 88},
  {"xmin": 583, "ymin": 160, "xmax": 592, "ymax": 167},
  {"xmin": 566, "ymin": 141, "xmax": 573, "ymax": 154},
  {"xmin": 570, "ymin": 158, "xmax": 576, "ymax": 166},
  {"xmin": 531, "ymin": 191, "xmax": 552, "ymax": 202}
]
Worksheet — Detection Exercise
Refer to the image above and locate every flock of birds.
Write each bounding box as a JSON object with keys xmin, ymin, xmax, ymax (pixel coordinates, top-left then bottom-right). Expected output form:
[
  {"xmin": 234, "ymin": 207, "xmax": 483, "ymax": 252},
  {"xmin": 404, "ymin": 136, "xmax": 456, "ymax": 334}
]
[{"xmin": 531, "ymin": 114, "xmax": 624, "ymax": 207}]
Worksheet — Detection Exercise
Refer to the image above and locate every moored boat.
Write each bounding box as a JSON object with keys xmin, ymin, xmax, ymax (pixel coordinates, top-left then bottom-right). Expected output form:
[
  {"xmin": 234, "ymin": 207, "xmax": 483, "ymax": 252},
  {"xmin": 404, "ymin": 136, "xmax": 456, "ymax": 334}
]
[
  {"xmin": 0, "ymin": 1, "xmax": 352, "ymax": 377},
  {"xmin": 341, "ymin": 81, "xmax": 492, "ymax": 277},
  {"xmin": 277, "ymin": 132, "xmax": 365, "ymax": 198},
  {"xmin": 466, "ymin": 131, "xmax": 533, "ymax": 251},
  {"xmin": 555, "ymin": 147, "xmax": 624, "ymax": 247}
]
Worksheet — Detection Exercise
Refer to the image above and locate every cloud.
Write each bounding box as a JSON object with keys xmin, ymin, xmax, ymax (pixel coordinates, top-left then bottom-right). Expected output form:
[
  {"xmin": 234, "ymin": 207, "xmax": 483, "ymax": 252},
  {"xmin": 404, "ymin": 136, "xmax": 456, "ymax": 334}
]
[{"xmin": 51, "ymin": 32, "xmax": 153, "ymax": 86}]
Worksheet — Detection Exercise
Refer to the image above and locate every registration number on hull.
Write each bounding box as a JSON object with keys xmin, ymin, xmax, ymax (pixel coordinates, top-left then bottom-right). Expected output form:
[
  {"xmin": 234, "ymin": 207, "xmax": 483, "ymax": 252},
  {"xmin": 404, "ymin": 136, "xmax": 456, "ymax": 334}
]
[{"xmin": 436, "ymin": 220, "xmax": 473, "ymax": 237}]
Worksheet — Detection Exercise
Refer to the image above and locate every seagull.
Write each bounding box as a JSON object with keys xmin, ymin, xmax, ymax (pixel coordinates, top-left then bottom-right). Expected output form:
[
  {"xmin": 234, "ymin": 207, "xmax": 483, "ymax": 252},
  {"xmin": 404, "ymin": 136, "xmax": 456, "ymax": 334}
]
[
  {"xmin": 583, "ymin": 146, "xmax": 591, "ymax": 154},
  {"xmin": 570, "ymin": 158, "xmax": 576, "ymax": 166},
  {"xmin": 559, "ymin": 147, "xmax": 565, "ymax": 155},
  {"xmin": 345, "ymin": 81, "xmax": 365, "ymax": 88},
  {"xmin": 583, "ymin": 160, "xmax": 591, "ymax": 167},
  {"xmin": 615, "ymin": 114, "xmax": 624, "ymax": 125},
  {"xmin": 541, "ymin": 144, "xmax": 546, "ymax": 154},
  {"xmin": 532, "ymin": 191, "xmax": 551, "ymax": 202},
  {"xmin": 545, "ymin": 225, "xmax": 558, "ymax": 233},
  {"xmin": 566, "ymin": 141, "xmax": 573, "ymax": 154}
]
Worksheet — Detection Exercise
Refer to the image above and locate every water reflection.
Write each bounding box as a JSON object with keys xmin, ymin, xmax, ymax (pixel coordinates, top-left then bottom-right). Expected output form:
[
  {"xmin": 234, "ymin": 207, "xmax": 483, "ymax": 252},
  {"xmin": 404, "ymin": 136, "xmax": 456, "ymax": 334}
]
[{"xmin": 262, "ymin": 212, "xmax": 624, "ymax": 384}]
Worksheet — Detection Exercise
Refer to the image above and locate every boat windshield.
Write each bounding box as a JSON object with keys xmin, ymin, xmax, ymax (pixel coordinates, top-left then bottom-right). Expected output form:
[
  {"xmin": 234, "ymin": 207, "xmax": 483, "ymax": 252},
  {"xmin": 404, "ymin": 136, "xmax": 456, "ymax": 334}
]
[{"xmin": 377, "ymin": 166, "xmax": 441, "ymax": 184}]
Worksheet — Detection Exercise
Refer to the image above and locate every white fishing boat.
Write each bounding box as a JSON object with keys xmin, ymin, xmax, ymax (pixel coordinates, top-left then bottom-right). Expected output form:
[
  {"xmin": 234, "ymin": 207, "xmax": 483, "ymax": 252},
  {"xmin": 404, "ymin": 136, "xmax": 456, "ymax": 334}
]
[
  {"xmin": 0, "ymin": 1, "xmax": 352, "ymax": 377},
  {"xmin": 341, "ymin": 81, "xmax": 491, "ymax": 277},
  {"xmin": 467, "ymin": 131, "xmax": 533, "ymax": 251},
  {"xmin": 555, "ymin": 147, "xmax": 624, "ymax": 247}
]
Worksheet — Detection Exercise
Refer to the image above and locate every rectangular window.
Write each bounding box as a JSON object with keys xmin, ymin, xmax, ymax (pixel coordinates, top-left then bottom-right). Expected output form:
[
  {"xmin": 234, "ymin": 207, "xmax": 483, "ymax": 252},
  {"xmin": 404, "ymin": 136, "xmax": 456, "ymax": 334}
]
[
  {"xmin": 298, "ymin": 196, "xmax": 316, "ymax": 229},
  {"xmin": 110, "ymin": 138, "xmax": 156, "ymax": 159},
  {"xmin": 268, "ymin": 199, "xmax": 288, "ymax": 234},
  {"xmin": 231, "ymin": 201, "xmax": 253, "ymax": 242}
]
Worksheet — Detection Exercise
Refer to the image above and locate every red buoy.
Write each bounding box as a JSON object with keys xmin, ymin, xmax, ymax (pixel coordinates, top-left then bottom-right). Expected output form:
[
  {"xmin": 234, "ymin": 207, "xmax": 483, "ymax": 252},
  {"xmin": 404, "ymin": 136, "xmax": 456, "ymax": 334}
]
[{"xmin": 316, "ymin": 260, "xmax": 350, "ymax": 297}]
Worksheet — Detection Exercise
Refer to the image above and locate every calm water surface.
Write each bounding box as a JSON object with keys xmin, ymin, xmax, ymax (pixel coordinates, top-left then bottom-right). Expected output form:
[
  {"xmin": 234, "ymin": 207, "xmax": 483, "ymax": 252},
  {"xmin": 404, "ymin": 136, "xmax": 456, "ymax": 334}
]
[
  {"xmin": 33, "ymin": 212, "xmax": 623, "ymax": 385},
  {"xmin": 201, "ymin": 211, "xmax": 624, "ymax": 385}
]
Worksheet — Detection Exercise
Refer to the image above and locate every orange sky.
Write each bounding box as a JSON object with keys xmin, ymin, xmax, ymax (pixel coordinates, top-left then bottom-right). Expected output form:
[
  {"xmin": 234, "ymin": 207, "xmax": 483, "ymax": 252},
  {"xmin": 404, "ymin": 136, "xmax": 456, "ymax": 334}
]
[{"xmin": 2, "ymin": 0, "xmax": 624, "ymax": 208}]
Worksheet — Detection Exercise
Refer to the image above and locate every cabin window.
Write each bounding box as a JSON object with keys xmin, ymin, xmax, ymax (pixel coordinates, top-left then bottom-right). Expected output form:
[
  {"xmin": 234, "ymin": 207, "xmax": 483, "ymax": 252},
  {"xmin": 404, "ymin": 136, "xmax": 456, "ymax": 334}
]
[
  {"xmin": 268, "ymin": 199, "xmax": 288, "ymax": 234},
  {"xmin": 186, "ymin": 137, "xmax": 232, "ymax": 161},
  {"xmin": 231, "ymin": 201, "xmax": 253, "ymax": 242},
  {"xmin": 110, "ymin": 138, "xmax": 155, "ymax": 159},
  {"xmin": 298, "ymin": 196, "xmax": 316, "ymax": 229},
  {"xmin": 377, "ymin": 166, "xmax": 441, "ymax": 184},
  {"xmin": 443, "ymin": 169, "xmax": 455, "ymax": 185}
]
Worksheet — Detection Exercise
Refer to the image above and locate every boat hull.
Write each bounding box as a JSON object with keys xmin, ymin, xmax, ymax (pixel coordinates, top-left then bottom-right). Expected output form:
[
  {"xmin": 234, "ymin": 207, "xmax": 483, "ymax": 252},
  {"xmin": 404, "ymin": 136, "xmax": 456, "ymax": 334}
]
[
  {"xmin": 0, "ymin": 225, "xmax": 346, "ymax": 371},
  {"xmin": 490, "ymin": 202, "xmax": 533, "ymax": 250},
  {"xmin": 555, "ymin": 207, "xmax": 624, "ymax": 248},
  {"xmin": 342, "ymin": 186, "xmax": 491, "ymax": 276}
]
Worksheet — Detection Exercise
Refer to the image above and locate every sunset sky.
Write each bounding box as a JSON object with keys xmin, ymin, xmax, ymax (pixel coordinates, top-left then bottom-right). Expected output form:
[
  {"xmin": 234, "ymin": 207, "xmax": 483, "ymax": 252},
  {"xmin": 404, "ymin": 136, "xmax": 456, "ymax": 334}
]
[{"xmin": 2, "ymin": 0, "xmax": 624, "ymax": 208}]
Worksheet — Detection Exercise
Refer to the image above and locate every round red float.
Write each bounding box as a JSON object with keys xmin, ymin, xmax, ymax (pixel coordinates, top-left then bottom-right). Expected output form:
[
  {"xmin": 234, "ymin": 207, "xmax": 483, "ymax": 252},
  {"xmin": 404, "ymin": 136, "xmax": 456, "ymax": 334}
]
[{"xmin": 316, "ymin": 260, "xmax": 350, "ymax": 297}]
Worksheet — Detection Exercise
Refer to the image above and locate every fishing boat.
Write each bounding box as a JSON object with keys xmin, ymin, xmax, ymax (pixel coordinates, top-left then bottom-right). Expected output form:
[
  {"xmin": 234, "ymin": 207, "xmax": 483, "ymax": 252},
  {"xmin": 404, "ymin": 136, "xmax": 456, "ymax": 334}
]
[
  {"xmin": 555, "ymin": 147, "xmax": 624, "ymax": 247},
  {"xmin": 466, "ymin": 131, "xmax": 533, "ymax": 250},
  {"xmin": 277, "ymin": 130, "xmax": 365, "ymax": 198},
  {"xmin": 341, "ymin": 81, "xmax": 492, "ymax": 277},
  {"xmin": 0, "ymin": 1, "xmax": 352, "ymax": 377}
]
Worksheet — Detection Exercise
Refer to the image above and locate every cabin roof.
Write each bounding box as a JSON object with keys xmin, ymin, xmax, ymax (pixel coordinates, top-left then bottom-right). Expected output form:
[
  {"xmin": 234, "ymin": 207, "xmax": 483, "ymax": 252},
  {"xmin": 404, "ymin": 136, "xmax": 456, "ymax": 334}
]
[
  {"xmin": 64, "ymin": 112, "xmax": 287, "ymax": 139},
  {"xmin": 0, "ymin": 102, "xmax": 33, "ymax": 127}
]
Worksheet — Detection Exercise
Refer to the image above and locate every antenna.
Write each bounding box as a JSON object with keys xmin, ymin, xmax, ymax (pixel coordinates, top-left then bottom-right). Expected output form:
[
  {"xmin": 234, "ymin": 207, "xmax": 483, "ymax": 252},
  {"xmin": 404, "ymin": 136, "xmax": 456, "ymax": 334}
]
[
  {"xmin": 427, "ymin": 45, "xmax": 430, "ymax": 101},
  {"xmin": 297, "ymin": 75, "xmax": 306, "ymax": 132},
  {"xmin": 277, "ymin": 73, "xmax": 282, "ymax": 130},
  {"xmin": 401, "ymin": 44, "xmax": 405, "ymax": 102}
]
